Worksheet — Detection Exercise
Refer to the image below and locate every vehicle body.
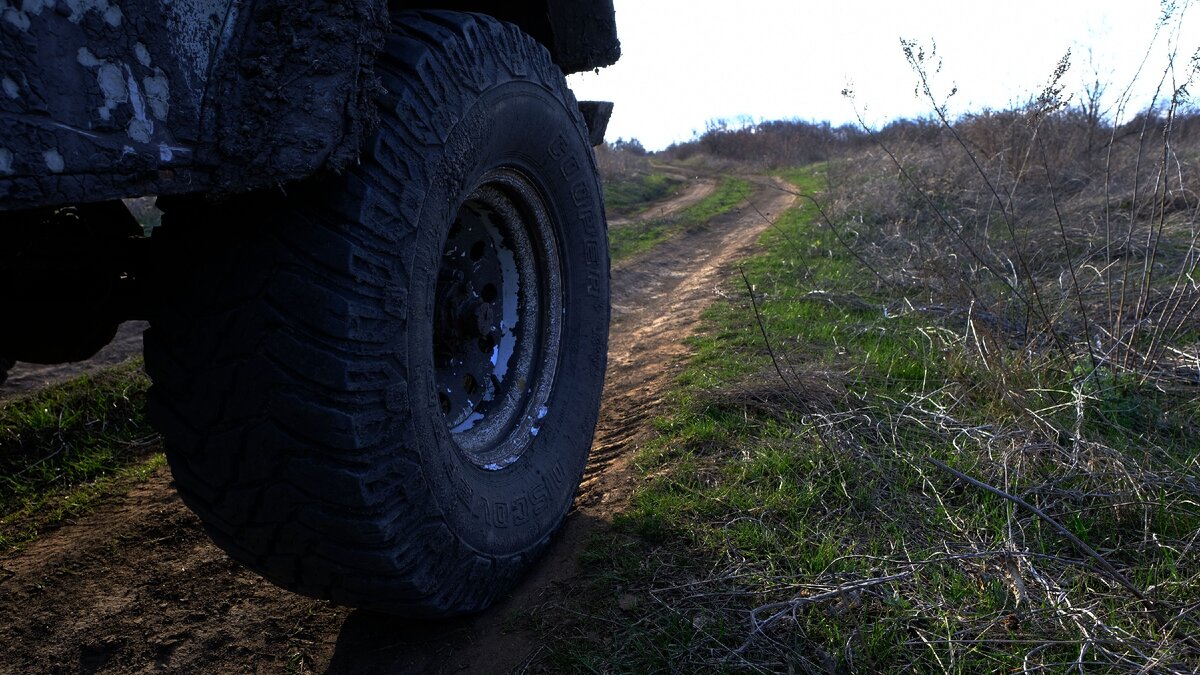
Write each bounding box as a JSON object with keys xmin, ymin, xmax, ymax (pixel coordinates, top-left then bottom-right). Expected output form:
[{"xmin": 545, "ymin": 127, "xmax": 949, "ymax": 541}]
[
  {"xmin": 1, "ymin": 0, "xmax": 617, "ymax": 211},
  {"xmin": 0, "ymin": 0, "xmax": 618, "ymax": 615}
]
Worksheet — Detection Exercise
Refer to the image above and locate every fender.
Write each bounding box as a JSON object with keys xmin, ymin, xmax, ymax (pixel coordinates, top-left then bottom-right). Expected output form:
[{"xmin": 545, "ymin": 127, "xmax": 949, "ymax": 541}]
[{"xmin": 0, "ymin": 0, "xmax": 618, "ymax": 211}]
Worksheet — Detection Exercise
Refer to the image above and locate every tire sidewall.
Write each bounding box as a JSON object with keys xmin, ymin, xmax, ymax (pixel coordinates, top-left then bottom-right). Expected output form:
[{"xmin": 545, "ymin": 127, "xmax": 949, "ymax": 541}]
[{"xmin": 404, "ymin": 78, "xmax": 609, "ymax": 556}]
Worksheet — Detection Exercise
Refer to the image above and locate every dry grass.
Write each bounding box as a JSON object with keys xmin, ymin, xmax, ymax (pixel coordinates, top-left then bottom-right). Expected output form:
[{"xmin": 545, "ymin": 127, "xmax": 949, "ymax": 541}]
[
  {"xmin": 523, "ymin": 157, "xmax": 1199, "ymax": 669},
  {"xmin": 524, "ymin": 15, "xmax": 1200, "ymax": 670},
  {"xmin": 826, "ymin": 59, "xmax": 1200, "ymax": 388},
  {"xmin": 596, "ymin": 141, "xmax": 653, "ymax": 184}
]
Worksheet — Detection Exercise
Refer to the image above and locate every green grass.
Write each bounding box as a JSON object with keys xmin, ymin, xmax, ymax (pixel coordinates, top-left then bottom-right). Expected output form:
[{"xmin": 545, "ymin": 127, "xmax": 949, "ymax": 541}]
[
  {"xmin": 607, "ymin": 217, "xmax": 674, "ymax": 263},
  {"xmin": 523, "ymin": 164, "xmax": 1200, "ymax": 672},
  {"xmin": 608, "ymin": 176, "xmax": 752, "ymax": 262},
  {"xmin": 604, "ymin": 171, "xmax": 684, "ymax": 218},
  {"xmin": 676, "ymin": 176, "xmax": 752, "ymax": 223},
  {"xmin": 0, "ymin": 360, "xmax": 162, "ymax": 551}
]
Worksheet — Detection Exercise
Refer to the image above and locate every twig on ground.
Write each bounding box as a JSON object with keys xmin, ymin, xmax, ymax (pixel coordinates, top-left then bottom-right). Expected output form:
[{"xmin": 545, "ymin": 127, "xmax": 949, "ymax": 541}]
[
  {"xmin": 739, "ymin": 267, "xmax": 798, "ymax": 401},
  {"xmin": 735, "ymin": 572, "xmax": 914, "ymax": 656},
  {"xmin": 925, "ymin": 457, "xmax": 1173, "ymax": 631}
]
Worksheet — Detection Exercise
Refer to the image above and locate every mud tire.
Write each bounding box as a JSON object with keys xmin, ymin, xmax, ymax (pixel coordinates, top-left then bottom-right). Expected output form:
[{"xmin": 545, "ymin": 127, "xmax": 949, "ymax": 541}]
[{"xmin": 144, "ymin": 11, "xmax": 609, "ymax": 616}]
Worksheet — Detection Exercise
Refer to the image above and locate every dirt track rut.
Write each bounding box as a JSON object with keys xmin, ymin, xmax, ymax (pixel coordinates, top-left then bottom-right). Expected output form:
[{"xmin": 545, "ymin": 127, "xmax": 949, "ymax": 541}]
[
  {"xmin": 606, "ymin": 174, "xmax": 717, "ymax": 229},
  {"xmin": 0, "ymin": 177, "xmax": 795, "ymax": 673}
]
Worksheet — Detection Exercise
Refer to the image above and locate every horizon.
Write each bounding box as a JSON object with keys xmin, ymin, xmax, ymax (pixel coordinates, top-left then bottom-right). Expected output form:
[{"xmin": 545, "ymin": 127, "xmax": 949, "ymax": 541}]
[{"xmin": 568, "ymin": 0, "xmax": 1200, "ymax": 151}]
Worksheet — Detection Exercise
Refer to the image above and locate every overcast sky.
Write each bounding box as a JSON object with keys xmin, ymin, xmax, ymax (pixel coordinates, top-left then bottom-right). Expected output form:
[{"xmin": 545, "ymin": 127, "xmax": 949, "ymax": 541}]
[{"xmin": 567, "ymin": 0, "xmax": 1200, "ymax": 150}]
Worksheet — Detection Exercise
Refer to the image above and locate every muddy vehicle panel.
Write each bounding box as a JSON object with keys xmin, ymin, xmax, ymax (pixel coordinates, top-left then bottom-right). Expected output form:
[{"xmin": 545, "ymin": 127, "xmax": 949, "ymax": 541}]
[
  {"xmin": 0, "ymin": 0, "xmax": 618, "ymax": 616},
  {"xmin": 0, "ymin": 0, "xmax": 618, "ymax": 209}
]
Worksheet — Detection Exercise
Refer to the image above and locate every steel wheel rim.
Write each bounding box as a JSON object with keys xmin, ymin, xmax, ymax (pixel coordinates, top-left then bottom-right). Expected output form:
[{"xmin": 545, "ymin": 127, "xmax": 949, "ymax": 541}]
[{"xmin": 433, "ymin": 168, "xmax": 562, "ymax": 470}]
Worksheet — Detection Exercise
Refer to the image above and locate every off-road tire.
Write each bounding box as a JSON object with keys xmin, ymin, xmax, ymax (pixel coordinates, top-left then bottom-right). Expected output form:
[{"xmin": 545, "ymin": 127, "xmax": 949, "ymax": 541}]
[{"xmin": 145, "ymin": 11, "xmax": 609, "ymax": 616}]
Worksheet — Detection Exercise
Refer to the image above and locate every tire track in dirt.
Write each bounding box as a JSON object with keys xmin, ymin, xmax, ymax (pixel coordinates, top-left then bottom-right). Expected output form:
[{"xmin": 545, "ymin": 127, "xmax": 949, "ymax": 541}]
[
  {"xmin": 606, "ymin": 175, "xmax": 717, "ymax": 229},
  {"xmin": 583, "ymin": 177, "xmax": 795, "ymax": 506},
  {"xmin": 0, "ymin": 177, "xmax": 796, "ymax": 674}
]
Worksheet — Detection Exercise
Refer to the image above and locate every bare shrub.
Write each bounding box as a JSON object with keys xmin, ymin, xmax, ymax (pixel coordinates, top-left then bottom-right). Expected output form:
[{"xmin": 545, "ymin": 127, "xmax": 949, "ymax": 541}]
[
  {"xmin": 595, "ymin": 139, "xmax": 653, "ymax": 183},
  {"xmin": 661, "ymin": 119, "xmax": 869, "ymax": 168},
  {"xmin": 826, "ymin": 92, "xmax": 1200, "ymax": 379},
  {"xmin": 681, "ymin": 18, "xmax": 1200, "ymax": 672}
]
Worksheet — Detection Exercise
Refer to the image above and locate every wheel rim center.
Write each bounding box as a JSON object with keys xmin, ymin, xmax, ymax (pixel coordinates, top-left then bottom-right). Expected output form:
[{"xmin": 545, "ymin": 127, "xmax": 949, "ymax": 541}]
[{"xmin": 432, "ymin": 169, "xmax": 562, "ymax": 470}]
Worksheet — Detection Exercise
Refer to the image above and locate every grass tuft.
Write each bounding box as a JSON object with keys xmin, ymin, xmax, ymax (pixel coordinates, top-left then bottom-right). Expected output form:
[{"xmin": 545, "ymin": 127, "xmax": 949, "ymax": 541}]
[
  {"xmin": 604, "ymin": 171, "xmax": 684, "ymax": 219},
  {"xmin": 608, "ymin": 176, "xmax": 752, "ymax": 262},
  {"xmin": 0, "ymin": 360, "xmax": 161, "ymax": 551},
  {"xmin": 524, "ymin": 156, "xmax": 1200, "ymax": 671}
]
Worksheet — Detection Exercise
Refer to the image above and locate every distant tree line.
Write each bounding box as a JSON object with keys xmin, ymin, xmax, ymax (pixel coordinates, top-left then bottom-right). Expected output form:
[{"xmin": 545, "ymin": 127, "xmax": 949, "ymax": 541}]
[
  {"xmin": 637, "ymin": 106, "xmax": 1200, "ymax": 169},
  {"xmin": 661, "ymin": 119, "xmax": 868, "ymax": 166}
]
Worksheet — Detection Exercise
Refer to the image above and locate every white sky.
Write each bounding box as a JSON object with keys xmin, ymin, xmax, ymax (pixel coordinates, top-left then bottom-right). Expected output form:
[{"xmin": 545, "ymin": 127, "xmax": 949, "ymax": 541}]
[{"xmin": 567, "ymin": 0, "xmax": 1200, "ymax": 150}]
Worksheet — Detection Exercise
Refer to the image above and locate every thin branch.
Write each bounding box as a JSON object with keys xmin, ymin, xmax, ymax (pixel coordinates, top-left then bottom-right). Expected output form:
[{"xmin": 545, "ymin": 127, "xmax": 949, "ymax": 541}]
[
  {"xmin": 739, "ymin": 267, "xmax": 798, "ymax": 400},
  {"xmin": 735, "ymin": 572, "xmax": 914, "ymax": 655},
  {"xmin": 925, "ymin": 457, "xmax": 1169, "ymax": 628}
]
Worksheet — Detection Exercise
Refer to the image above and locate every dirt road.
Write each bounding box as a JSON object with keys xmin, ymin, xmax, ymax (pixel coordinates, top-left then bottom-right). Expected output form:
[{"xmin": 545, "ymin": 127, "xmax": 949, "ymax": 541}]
[
  {"xmin": 0, "ymin": 177, "xmax": 795, "ymax": 674},
  {"xmin": 606, "ymin": 175, "xmax": 717, "ymax": 228}
]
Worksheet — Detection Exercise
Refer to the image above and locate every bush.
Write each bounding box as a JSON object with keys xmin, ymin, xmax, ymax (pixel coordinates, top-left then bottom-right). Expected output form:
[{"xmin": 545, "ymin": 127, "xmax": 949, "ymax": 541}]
[{"xmin": 661, "ymin": 118, "xmax": 869, "ymax": 167}]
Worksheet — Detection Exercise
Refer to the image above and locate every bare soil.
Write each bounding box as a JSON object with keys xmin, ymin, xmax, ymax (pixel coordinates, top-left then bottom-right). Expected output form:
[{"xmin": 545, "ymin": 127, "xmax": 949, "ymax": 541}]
[
  {"xmin": 1, "ymin": 321, "xmax": 148, "ymax": 401},
  {"xmin": 0, "ymin": 177, "xmax": 795, "ymax": 674},
  {"xmin": 606, "ymin": 176, "xmax": 717, "ymax": 229}
]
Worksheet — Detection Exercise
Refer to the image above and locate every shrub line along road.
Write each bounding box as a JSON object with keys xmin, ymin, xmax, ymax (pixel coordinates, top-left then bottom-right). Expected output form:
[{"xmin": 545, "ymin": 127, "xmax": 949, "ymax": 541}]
[{"xmin": 0, "ymin": 174, "xmax": 795, "ymax": 673}]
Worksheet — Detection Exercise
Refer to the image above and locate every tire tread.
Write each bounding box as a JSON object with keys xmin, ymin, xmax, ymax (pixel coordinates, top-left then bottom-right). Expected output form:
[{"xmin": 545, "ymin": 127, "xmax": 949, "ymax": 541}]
[{"xmin": 146, "ymin": 11, "xmax": 598, "ymax": 615}]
